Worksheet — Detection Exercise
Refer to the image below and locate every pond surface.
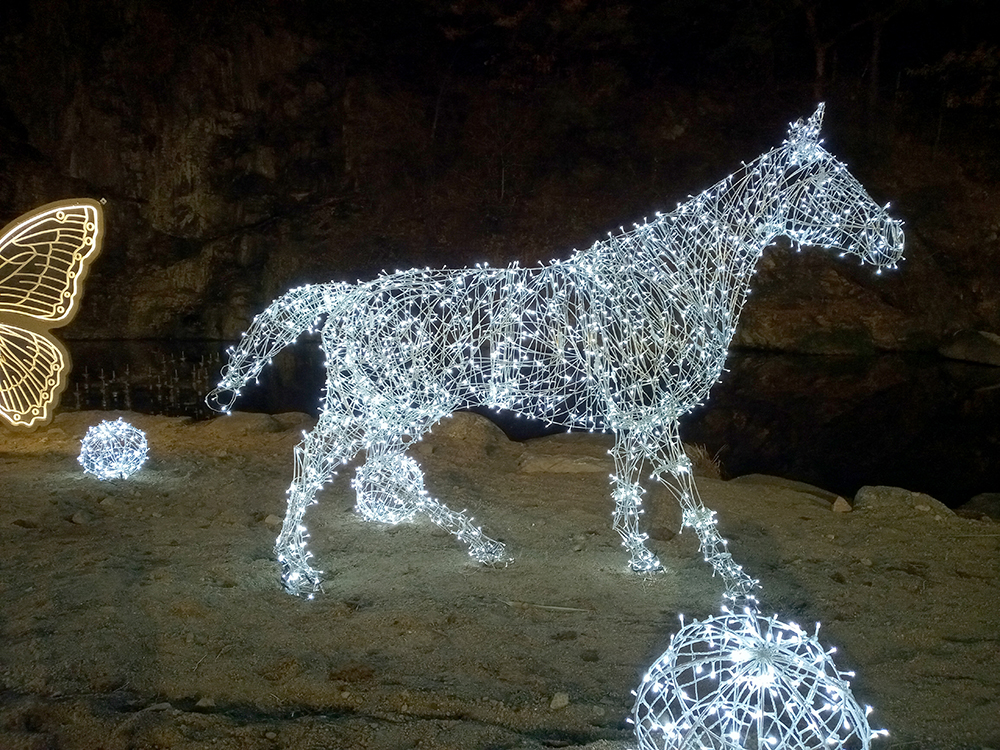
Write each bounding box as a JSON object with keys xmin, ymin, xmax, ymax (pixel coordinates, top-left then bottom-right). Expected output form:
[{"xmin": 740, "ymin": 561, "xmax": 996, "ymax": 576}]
[
  {"xmin": 682, "ymin": 352, "xmax": 1000, "ymax": 507},
  {"xmin": 61, "ymin": 341, "xmax": 1000, "ymax": 507}
]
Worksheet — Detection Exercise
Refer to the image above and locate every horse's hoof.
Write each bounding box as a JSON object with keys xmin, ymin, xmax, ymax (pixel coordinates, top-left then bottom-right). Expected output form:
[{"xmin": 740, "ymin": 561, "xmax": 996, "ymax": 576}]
[
  {"xmin": 471, "ymin": 542, "xmax": 512, "ymax": 567},
  {"xmin": 467, "ymin": 537, "xmax": 506, "ymax": 563},
  {"xmin": 282, "ymin": 579, "xmax": 324, "ymax": 598},
  {"xmin": 484, "ymin": 553, "xmax": 514, "ymax": 568},
  {"xmin": 281, "ymin": 566, "xmax": 323, "ymax": 597},
  {"xmin": 629, "ymin": 555, "xmax": 664, "ymax": 573},
  {"xmin": 724, "ymin": 580, "xmax": 762, "ymax": 612}
]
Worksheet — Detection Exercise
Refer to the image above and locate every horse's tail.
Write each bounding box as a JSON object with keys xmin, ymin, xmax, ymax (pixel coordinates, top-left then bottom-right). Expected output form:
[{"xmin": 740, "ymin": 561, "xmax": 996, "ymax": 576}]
[{"xmin": 206, "ymin": 282, "xmax": 347, "ymax": 413}]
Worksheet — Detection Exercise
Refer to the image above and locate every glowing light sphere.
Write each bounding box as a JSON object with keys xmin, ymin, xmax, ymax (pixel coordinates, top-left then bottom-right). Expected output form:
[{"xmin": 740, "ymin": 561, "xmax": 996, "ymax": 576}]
[
  {"xmin": 207, "ymin": 104, "xmax": 903, "ymax": 599},
  {"xmin": 78, "ymin": 418, "xmax": 148, "ymax": 480},
  {"xmin": 631, "ymin": 610, "xmax": 888, "ymax": 750}
]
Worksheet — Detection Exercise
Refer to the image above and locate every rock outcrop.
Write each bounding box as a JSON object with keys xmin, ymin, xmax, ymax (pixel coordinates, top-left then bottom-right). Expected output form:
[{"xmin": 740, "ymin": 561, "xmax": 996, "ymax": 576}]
[{"xmin": 1, "ymin": 4, "xmax": 997, "ymax": 353}]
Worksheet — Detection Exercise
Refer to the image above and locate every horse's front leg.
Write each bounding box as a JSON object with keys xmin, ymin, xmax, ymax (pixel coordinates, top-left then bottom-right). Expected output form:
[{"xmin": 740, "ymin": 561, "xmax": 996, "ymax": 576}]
[
  {"xmin": 646, "ymin": 424, "xmax": 761, "ymax": 608},
  {"xmin": 610, "ymin": 431, "xmax": 663, "ymax": 572}
]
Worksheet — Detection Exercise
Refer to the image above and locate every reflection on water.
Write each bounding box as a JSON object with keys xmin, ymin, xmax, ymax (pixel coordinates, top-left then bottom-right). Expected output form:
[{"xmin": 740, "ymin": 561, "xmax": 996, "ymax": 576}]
[
  {"xmin": 682, "ymin": 352, "xmax": 1000, "ymax": 507},
  {"xmin": 64, "ymin": 339, "xmax": 326, "ymax": 420},
  {"xmin": 65, "ymin": 341, "xmax": 226, "ymax": 419},
  {"xmin": 61, "ymin": 342, "xmax": 1000, "ymax": 506}
]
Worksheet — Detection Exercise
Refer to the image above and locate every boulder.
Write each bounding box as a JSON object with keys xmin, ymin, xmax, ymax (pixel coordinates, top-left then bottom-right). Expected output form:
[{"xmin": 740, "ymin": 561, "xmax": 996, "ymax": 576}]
[
  {"xmin": 956, "ymin": 493, "xmax": 1000, "ymax": 522},
  {"xmin": 853, "ymin": 486, "xmax": 954, "ymax": 517},
  {"xmin": 518, "ymin": 431, "xmax": 721, "ymax": 479},
  {"xmin": 728, "ymin": 474, "xmax": 849, "ymax": 510},
  {"xmin": 938, "ymin": 330, "xmax": 1000, "ymax": 366},
  {"xmin": 197, "ymin": 411, "xmax": 286, "ymax": 437},
  {"xmin": 420, "ymin": 411, "xmax": 518, "ymax": 464}
]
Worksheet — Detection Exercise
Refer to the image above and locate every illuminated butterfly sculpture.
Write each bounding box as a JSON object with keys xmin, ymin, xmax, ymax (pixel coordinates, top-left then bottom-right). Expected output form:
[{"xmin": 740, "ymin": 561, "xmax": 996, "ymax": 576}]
[
  {"xmin": 0, "ymin": 199, "xmax": 104, "ymax": 429},
  {"xmin": 208, "ymin": 105, "xmax": 903, "ymax": 606}
]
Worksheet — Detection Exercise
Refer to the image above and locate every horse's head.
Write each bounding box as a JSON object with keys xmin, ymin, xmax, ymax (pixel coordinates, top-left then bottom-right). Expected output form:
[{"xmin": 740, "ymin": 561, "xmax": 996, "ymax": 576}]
[{"xmin": 779, "ymin": 104, "xmax": 904, "ymax": 272}]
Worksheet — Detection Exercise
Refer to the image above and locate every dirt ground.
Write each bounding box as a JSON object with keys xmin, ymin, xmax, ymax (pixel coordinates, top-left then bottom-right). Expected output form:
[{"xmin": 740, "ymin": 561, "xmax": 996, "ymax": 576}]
[{"xmin": 1, "ymin": 410, "xmax": 998, "ymax": 750}]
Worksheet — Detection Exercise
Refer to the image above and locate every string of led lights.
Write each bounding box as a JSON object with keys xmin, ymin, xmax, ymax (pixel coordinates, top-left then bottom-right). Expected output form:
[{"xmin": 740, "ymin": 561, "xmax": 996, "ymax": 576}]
[
  {"xmin": 78, "ymin": 418, "xmax": 148, "ymax": 480},
  {"xmin": 208, "ymin": 104, "xmax": 903, "ymax": 603},
  {"xmin": 630, "ymin": 609, "xmax": 889, "ymax": 749}
]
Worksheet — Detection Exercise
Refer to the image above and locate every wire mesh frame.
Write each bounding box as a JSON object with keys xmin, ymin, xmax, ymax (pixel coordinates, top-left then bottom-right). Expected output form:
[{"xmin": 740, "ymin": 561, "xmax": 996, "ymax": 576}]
[
  {"xmin": 208, "ymin": 104, "xmax": 903, "ymax": 600},
  {"xmin": 631, "ymin": 610, "xmax": 887, "ymax": 749},
  {"xmin": 78, "ymin": 418, "xmax": 149, "ymax": 480}
]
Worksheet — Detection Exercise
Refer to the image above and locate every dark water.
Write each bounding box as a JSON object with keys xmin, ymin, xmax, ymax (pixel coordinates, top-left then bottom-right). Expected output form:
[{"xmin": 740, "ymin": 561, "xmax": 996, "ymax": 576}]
[
  {"xmin": 682, "ymin": 352, "xmax": 1000, "ymax": 508},
  {"xmin": 62, "ymin": 341, "xmax": 1000, "ymax": 507}
]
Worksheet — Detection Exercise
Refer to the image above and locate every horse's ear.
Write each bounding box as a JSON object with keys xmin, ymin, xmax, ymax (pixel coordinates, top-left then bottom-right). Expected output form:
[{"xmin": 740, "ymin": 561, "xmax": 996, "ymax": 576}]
[
  {"xmin": 805, "ymin": 102, "xmax": 825, "ymax": 137},
  {"xmin": 788, "ymin": 102, "xmax": 825, "ymax": 145}
]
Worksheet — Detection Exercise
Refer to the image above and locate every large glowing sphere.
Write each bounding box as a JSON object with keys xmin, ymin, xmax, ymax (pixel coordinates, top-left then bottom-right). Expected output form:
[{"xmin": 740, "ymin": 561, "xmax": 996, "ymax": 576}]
[
  {"xmin": 78, "ymin": 418, "xmax": 148, "ymax": 480},
  {"xmin": 631, "ymin": 610, "xmax": 886, "ymax": 749}
]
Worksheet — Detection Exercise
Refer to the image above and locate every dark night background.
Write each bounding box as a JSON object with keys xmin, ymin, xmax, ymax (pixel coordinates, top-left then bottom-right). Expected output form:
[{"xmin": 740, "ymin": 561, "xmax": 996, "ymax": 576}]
[
  {"xmin": 1, "ymin": 8, "xmax": 999, "ymax": 748},
  {"xmin": 2, "ymin": 0, "xmax": 1000, "ymax": 505}
]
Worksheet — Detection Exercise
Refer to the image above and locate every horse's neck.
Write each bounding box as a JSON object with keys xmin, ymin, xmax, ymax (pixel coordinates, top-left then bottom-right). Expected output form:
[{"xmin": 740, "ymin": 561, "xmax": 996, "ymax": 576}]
[
  {"xmin": 663, "ymin": 146, "xmax": 791, "ymax": 291},
  {"xmin": 575, "ymin": 145, "xmax": 792, "ymax": 334},
  {"xmin": 679, "ymin": 146, "xmax": 789, "ymax": 250}
]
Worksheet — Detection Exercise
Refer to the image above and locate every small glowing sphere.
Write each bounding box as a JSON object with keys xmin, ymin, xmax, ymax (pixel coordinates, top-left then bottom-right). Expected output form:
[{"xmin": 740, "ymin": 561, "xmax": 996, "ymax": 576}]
[
  {"xmin": 632, "ymin": 610, "xmax": 886, "ymax": 750},
  {"xmin": 78, "ymin": 418, "xmax": 148, "ymax": 480}
]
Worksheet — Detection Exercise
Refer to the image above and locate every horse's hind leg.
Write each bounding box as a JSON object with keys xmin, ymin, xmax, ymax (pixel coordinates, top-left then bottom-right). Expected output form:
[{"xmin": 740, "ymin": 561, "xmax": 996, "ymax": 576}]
[
  {"xmin": 351, "ymin": 450, "xmax": 424, "ymax": 525},
  {"xmin": 610, "ymin": 429, "xmax": 664, "ymax": 572},
  {"xmin": 353, "ymin": 441, "xmax": 509, "ymax": 565},
  {"xmin": 276, "ymin": 418, "xmax": 360, "ymax": 597},
  {"xmin": 421, "ymin": 486, "xmax": 509, "ymax": 565}
]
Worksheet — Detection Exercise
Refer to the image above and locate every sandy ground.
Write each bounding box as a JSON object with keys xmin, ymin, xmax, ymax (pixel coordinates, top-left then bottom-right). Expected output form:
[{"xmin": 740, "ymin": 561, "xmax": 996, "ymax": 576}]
[{"xmin": 1, "ymin": 410, "xmax": 998, "ymax": 750}]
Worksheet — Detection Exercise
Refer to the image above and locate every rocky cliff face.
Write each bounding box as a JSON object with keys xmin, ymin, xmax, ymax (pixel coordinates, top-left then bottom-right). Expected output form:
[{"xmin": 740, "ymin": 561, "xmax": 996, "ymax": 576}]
[{"xmin": 1, "ymin": 2, "xmax": 997, "ymax": 352}]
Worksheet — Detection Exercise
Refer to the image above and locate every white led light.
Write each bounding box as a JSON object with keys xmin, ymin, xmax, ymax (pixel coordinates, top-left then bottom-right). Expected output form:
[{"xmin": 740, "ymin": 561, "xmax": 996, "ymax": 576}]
[
  {"xmin": 633, "ymin": 610, "xmax": 886, "ymax": 749},
  {"xmin": 78, "ymin": 418, "xmax": 148, "ymax": 480},
  {"xmin": 207, "ymin": 104, "xmax": 903, "ymax": 599}
]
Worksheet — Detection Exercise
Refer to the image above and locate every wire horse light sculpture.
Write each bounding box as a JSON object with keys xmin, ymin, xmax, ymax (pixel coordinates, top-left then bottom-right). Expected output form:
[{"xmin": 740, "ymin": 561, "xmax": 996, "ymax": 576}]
[{"xmin": 208, "ymin": 105, "xmax": 903, "ymax": 604}]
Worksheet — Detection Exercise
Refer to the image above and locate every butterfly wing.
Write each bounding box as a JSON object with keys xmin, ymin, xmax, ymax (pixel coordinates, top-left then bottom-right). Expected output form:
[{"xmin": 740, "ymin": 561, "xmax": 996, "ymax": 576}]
[
  {"xmin": 0, "ymin": 198, "xmax": 105, "ymax": 429},
  {"xmin": 0, "ymin": 322, "xmax": 69, "ymax": 428},
  {"xmin": 0, "ymin": 199, "xmax": 104, "ymax": 323}
]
